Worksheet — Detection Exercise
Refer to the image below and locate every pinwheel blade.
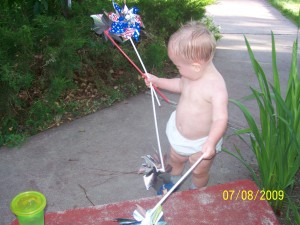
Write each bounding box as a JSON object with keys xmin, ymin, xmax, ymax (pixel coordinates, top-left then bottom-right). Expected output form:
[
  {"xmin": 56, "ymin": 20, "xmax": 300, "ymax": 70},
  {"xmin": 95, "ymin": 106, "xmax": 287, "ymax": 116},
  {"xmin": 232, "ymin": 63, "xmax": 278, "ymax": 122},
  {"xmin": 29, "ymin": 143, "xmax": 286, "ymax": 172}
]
[{"xmin": 114, "ymin": 218, "xmax": 141, "ymax": 225}]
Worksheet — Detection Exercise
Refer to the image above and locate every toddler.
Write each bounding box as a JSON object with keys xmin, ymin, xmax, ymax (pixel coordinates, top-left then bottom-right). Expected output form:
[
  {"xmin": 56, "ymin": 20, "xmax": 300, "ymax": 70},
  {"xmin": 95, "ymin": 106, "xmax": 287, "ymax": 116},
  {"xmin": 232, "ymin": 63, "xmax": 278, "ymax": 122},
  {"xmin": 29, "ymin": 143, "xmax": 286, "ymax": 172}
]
[{"xmin": 145, "ymin": 21, "xmax": 228, "ymax": 189}]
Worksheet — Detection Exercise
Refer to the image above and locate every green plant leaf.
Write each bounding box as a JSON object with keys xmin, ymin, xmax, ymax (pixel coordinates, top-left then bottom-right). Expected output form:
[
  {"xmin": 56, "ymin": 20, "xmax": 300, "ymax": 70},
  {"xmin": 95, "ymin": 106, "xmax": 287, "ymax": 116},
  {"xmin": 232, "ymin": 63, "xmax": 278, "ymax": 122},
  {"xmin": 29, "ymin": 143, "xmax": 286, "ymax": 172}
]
[
  {"xmin": 229, "ymin": 98, "xmax": 263, "ymax": 150},
  {"xmin": 244, "ymin": 36, "xmax": 273, "ymax": 107},
  {"xmin": 271, "ymin": 32, "xmax": 281, "ymax": 95},
  {"xmin": 234, "ymin": 128, "xmax": 251, "ymax": 135},
  {"xmin": 228, "ymin": 34, "xmax": 300, "ymax": 214},
  {"xmin": 222, "ymin": 147, "xmax": 260, "ymax": 186}
]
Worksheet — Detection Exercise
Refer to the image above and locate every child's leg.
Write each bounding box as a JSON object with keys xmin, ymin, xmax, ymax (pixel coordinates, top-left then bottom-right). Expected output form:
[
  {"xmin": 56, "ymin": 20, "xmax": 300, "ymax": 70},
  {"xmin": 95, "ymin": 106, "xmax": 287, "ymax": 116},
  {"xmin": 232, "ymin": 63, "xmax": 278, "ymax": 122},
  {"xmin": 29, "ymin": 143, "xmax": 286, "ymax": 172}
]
[
  {"xmin": 169, "ymin": 147, "xmax": 188, "ymax": 176},
  {"xmin": 189, "ymin": 155, "xmax": 215, "ymax": 188}
]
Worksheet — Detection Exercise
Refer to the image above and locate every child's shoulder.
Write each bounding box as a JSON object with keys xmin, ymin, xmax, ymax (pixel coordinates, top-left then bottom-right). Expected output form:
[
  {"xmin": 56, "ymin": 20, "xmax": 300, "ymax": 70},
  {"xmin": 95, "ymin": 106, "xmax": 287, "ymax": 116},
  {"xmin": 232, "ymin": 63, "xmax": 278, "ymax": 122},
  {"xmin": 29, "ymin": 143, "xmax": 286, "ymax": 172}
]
[
  {"xmin": 204, "ymin": 70, "xmax": 224, "ymax": 85},
  {"xmin": 204, "ymin": 72, "xmax": 227, "ymax": 94}
]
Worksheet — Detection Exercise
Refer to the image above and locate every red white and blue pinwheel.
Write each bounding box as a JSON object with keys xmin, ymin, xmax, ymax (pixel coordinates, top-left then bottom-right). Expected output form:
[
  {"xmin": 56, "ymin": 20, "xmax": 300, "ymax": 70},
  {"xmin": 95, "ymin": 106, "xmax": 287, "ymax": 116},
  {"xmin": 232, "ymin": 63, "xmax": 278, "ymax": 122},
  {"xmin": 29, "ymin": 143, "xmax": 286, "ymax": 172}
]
[
  {"xmin": 91, "ymin": 1, "xmax": 144, "ymax": 42},
  {"xmin": 90, "ymin": 0, "xmax": 170, "ymax": 105}
]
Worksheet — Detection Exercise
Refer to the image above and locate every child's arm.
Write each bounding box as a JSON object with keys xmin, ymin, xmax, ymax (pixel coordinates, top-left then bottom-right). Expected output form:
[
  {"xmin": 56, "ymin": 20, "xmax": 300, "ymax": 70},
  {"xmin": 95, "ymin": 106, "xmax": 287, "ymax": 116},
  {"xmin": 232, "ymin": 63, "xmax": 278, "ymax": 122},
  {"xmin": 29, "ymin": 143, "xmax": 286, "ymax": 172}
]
[
  {"xmin": 202, "ymin": 83, "xmax": 228, "ymax": 159},
  {"xmin": 145, "ymin": 73, "xmax": 182, "ymax": 93}
]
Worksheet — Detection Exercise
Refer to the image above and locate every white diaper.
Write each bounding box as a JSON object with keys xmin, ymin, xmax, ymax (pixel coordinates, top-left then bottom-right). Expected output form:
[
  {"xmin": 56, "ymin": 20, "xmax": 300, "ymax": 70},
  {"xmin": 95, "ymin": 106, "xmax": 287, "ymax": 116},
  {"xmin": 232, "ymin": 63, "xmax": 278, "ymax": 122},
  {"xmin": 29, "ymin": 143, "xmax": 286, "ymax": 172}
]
[{"xmin": 166, "ymin": 111, "xmax": 223, "ymax": 156}]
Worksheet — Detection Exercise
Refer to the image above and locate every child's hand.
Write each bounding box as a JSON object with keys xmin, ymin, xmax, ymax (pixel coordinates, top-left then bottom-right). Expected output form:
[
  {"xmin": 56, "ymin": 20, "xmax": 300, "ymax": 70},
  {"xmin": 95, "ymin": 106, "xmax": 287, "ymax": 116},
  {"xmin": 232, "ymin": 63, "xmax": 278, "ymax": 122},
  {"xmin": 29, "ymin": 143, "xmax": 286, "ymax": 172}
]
[
  {"xmin": 200, "ymin": 142, "xmax": 216, "ymax": 160},
  {"xmin": 144, "ymin": 73, "xmax": 159, "ymax": 88}
]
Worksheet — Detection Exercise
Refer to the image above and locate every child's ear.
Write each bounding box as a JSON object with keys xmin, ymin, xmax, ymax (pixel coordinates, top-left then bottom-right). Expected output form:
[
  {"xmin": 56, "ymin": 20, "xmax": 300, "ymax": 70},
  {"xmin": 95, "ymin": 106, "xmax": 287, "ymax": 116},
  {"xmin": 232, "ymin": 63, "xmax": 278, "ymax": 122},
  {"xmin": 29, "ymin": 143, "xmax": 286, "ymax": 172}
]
[{"xmin": 192, "ymin": 62, "xmax": 202, "ymax": 72}]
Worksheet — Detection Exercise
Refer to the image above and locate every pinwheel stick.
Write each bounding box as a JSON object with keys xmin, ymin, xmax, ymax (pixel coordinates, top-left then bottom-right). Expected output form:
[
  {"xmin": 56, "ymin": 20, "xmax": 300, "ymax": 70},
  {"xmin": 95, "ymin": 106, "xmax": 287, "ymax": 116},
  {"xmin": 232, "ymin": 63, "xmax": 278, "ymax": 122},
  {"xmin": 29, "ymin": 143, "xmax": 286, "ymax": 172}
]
[
  {"xmin": 103, "ymin": 30, "xmax": 170, "ymax": 104},
  {"xmin": 129, "ymin": 37, "xmax": 165, "ymax": 173},
  {"xmin": 149, "ymin": 155, "xmax": 205, "ymax": 217},
  {"xmin": 129, "ymin": 38, "xmax": 160, "ymax": 106}
]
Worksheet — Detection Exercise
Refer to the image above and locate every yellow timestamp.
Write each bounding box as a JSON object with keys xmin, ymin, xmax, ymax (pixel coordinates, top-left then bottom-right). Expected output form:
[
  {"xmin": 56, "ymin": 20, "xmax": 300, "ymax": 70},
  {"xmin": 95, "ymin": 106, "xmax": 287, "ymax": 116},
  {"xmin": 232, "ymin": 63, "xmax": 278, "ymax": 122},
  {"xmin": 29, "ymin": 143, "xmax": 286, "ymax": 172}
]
[{"xmin": 222, "ymin": 190, "xmax": 284, "ymax": 201}]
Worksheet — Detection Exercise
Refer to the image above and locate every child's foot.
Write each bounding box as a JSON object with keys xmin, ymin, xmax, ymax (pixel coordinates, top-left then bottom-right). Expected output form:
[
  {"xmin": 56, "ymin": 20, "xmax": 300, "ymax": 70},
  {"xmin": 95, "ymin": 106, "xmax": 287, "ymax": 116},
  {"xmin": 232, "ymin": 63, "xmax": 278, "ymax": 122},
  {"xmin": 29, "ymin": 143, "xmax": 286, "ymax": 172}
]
[
  {"xmin": 170, "ymin": 175, "xmax": 182, "ymax": 184},
  {"xmin": 189, "ymin": 182, "xmax": 198, "ymax": 190},
  {"xmin": 157, "ymin": 182, "xmax": 174, "ymax": 195},
  {"xmin": 156, "ymin": 175, "xmax": 183, "ymax": 195}
]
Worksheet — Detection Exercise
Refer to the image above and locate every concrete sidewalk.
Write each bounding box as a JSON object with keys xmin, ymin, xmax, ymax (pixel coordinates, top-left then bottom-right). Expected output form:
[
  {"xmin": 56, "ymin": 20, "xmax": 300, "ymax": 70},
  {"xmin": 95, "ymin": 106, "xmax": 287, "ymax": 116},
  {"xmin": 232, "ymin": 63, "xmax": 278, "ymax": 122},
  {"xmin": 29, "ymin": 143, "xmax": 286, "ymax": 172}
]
[{"xmin": 1, "ymin": 0, "xmax": 298, "ymax": 224}]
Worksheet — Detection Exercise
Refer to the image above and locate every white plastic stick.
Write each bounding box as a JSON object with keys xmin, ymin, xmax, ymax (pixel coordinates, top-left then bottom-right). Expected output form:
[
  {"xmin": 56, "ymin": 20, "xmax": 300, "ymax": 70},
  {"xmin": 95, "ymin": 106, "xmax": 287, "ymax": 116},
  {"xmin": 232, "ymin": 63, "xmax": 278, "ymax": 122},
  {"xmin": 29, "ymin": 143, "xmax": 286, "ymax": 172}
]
[
  {"xmin": 150, "ymin": 155, "xmax": 205, "ymax": 214},
  {"xmin": 150, "ymin": 86, "xmax": 165, "ymax": 173},
  {"xmin": 129, "ymin": 38, "xmax": 165, "ymax": 172},
  {"xmin": 129, "ymin": 38, "xmax": 160, "ymax": 106}
]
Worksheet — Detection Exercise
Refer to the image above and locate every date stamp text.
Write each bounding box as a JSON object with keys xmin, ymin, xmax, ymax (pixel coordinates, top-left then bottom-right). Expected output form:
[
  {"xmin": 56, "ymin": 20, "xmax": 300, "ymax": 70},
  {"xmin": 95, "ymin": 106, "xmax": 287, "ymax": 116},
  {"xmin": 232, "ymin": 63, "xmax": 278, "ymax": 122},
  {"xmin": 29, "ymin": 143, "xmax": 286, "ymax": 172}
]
[{"xmin": 222, "ymin": 189, "xmax": 284, "ymax": 201}]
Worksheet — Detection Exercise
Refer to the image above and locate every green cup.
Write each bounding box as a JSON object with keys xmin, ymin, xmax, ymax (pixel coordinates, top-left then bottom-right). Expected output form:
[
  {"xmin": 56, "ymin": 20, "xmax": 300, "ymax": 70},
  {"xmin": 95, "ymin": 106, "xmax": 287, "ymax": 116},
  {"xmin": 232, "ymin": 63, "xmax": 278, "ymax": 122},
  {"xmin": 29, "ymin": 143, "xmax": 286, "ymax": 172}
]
[{"xmin": 10, "ymin": 191, "xmax": 47, "ymax": 225}]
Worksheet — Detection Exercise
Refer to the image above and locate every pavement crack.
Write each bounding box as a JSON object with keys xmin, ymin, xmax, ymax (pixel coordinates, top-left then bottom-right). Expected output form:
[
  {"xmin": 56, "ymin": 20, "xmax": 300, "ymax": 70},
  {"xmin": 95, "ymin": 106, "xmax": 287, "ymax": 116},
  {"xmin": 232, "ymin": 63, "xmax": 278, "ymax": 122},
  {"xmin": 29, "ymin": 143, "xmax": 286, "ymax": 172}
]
[
  {"xmin": 78, "ymin": 184, "xmax": 95, "ymax": 206},
  {"xmin": 89, "ymin": 168, "xmax": 138, "ymax": 176}
]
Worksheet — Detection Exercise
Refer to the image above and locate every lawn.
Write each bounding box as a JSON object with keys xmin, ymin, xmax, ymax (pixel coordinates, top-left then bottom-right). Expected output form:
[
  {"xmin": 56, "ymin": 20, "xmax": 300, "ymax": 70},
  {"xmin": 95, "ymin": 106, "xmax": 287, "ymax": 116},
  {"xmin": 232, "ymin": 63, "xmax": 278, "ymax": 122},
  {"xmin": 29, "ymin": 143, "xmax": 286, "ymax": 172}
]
[{"xmin": 268, "ymin": 0, "xmax": 300, "ymax": 25}]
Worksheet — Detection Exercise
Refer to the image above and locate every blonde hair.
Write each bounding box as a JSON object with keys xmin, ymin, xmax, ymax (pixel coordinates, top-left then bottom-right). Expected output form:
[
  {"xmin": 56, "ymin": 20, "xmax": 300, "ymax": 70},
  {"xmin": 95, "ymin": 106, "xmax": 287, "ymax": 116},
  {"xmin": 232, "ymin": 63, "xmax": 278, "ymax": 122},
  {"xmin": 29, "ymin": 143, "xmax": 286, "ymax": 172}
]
[{"xmin": 168, "ymin": 21, "xmax": 216, "ymax": 63}]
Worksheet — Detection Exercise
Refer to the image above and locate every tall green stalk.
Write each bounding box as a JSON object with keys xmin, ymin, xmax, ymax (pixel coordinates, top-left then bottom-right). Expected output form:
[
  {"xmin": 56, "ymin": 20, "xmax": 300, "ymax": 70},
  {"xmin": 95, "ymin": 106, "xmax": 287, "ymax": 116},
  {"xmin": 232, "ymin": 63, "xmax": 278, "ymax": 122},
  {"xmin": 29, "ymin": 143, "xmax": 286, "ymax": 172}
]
[{"xmin": 224, "ymin": 33, "xmax": 300, "ymax": 213}]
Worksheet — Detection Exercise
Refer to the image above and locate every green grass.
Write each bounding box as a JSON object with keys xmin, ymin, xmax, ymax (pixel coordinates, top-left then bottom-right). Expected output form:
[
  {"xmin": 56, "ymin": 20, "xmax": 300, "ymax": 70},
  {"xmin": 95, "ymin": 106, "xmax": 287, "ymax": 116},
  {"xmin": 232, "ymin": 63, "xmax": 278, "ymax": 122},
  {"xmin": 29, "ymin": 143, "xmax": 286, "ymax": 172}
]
[{"xmin": 268, "ymin": 0, "xmax": 300, "ymax": 26}]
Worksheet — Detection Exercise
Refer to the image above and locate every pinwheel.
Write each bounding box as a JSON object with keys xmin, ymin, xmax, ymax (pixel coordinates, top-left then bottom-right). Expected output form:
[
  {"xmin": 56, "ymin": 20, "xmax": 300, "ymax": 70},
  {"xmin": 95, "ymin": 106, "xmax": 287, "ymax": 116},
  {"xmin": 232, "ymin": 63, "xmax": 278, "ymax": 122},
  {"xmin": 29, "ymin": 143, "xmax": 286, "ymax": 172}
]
[
  {"xmin": 90, "ymin": 1, "xmax": 169, "ymax": 154},
  {"xmin": 138, "ymin": 153, "xmax": 173, "ymax": 195},
  {"xmin": 115, "ymin": 155, "xmax": 205, "ymax": 225},
  {"xmin": 91, "ymin": 0, "xmax": 168, "ymax": 175},
  {"xmin": 114, "ymin": 204, "xmax": 167, "ymax": 225},
  {"xmin": 90, "ymin": 1, "xmax": 144, "ymax": 43}
]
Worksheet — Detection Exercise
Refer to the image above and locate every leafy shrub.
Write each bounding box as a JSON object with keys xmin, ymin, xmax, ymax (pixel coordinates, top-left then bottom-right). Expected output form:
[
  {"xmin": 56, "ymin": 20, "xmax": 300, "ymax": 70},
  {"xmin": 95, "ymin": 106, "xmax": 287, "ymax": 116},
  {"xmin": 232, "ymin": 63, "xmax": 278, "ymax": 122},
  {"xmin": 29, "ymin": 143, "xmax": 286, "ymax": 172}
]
[
  {"xmin": 201, "ymin": 15, "xmax": 222, "ymax": 41},
  {"xmin": 26, "ymin": 100, "xmax": 53, "ymax": 131},
  {"xmin": 137, "ymin": 0, "xmax": 214, "ymax": 41},
  {"xmin": 0, "ymin": 117, "xmax": 26, "ymax": 147},
  {"xmin": 143, "ymin": 40, "xmax": 168, "ymax": 71},
  {"xmin": 0, "ymin": 0, "xmax": 215, "ymax": 147},
  {"xmin": 0, "ymin": 22, "xmax": 35, "ymax": 116}
]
